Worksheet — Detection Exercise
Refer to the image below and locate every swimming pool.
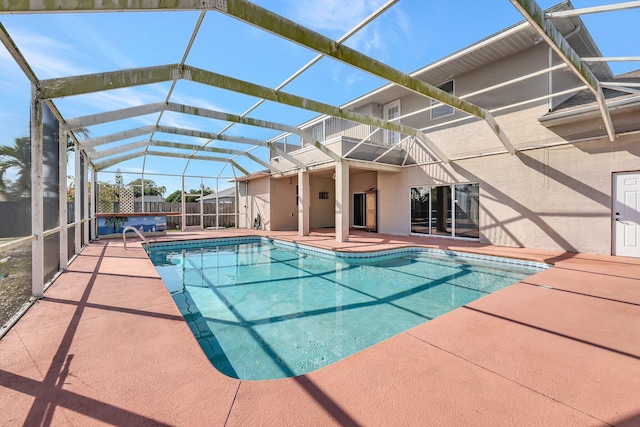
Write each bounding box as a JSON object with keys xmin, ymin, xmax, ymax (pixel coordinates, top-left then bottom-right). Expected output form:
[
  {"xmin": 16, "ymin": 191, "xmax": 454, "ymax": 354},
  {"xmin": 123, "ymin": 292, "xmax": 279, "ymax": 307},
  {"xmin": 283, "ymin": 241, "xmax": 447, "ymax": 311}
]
[{"xmin": 149, "ymin": 237, "xmax": 547, "ymax": 380}]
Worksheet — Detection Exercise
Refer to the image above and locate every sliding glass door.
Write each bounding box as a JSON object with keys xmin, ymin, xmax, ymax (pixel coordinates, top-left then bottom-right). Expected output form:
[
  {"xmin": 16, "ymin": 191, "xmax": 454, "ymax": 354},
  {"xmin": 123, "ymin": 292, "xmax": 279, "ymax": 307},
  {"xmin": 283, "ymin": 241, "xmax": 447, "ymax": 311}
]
[{"xmin": 410, "ymin": 183, "xmax": 479, "ymax": 239}]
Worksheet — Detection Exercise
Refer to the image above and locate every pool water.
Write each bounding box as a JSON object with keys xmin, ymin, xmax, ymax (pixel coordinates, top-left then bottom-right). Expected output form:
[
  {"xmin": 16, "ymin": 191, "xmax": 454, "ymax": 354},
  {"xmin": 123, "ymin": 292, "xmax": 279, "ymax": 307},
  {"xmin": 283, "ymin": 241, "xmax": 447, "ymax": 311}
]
[{"xmin": 149, "ymin": 238, "xmax": 546, "ymax": 380}]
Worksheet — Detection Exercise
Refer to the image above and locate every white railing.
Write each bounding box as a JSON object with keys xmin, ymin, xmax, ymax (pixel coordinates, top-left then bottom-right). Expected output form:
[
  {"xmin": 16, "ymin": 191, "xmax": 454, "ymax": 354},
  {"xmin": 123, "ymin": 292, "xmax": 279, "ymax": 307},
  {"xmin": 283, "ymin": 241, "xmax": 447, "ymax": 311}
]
[{"xmin": 122, "ymin": 226, "xmax": 150, "ymax": 251}]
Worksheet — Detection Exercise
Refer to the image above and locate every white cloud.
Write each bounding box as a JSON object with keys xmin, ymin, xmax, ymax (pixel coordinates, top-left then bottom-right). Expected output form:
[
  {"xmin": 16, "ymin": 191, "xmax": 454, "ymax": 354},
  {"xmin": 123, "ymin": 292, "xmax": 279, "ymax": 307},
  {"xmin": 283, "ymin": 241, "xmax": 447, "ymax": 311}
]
[
  {"xmin": 282, "ymin": 0, "xmax": 413, "ymax": 64},
  {"xmin": 8, "ymin": 29, "xmax": 89, "ymax": 79},
  {"xmin": 286, "ymin": 0, "xmax": 385, "ymax": 34}
]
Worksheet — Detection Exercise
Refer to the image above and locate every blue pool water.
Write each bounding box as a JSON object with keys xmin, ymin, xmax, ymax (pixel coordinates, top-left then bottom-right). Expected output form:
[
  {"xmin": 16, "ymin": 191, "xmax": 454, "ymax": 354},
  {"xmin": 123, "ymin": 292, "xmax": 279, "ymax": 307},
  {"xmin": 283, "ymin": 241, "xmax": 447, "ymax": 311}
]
[{"xmin": 149, "ymin": 238, "xmax": 546, "ymax": 380}]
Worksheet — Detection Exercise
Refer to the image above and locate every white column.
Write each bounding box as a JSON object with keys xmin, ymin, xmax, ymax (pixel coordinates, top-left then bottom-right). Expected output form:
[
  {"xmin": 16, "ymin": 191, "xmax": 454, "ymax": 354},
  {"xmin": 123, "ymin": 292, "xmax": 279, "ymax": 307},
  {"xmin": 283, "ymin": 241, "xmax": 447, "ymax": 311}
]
[
  {"xmin": 141, "ymin": 172, "xmax": 145, "ymax": 213},
  {"xmin": 335, "ymin": 161, "xmax": 349, "ymax": 243},
  {"xmin": 199, "ymin": 181, "xmax": 204, "ymax": 230},
  {"xmin": 216, "ymin": 179, "xmax": 220, "ymax": 229},
  {"xmin": 90, "ymin": 168, "xmax": 96, "ymax": 240},
  {"xmin": 59, "ymin": 126, "xmax": 68, "ymax": 270},
  {"xmin": 74, "ymin": 142, "xmax": 81, "ymax": 253},
  {"xmin": 181, "ymin": 175, "xmax": 186, "ymax": 231},
  {"xmin": 31, "ymin": 86, "xmax": 44, "ymax": 297},
  {"xmin": 82, "ymin": 153, "xmax": 89, "ymax": 245},
  {"xmin": 298, "ymin": 169, "xmax": 310, "ymax": 236}
]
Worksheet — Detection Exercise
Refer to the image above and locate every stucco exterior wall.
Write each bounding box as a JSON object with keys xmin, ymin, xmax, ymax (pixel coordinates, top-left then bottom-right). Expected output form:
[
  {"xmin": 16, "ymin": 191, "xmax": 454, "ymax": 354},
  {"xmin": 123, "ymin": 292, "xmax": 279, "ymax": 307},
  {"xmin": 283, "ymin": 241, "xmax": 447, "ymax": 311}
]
[
  {"xmin": 241, "ymin": 176, "xmax": 270, "ymax": 230},
  {"xmin": 349, "ymin": 171, "xmax": 377, "ymax": 227},
  {"xmin": 310, "ymin": 175, "xmax": 335, "ymax": 228},
  {"xmin": 270, "ymin": 176, "xmax": 298, "ymax": 231},
  {"xmin": 395, "ymin": 132, "xmax": 640, "ymax": 254},
  {"xmin": 377, "ymin": 170, "xmax": 408, "ymax": 235}
]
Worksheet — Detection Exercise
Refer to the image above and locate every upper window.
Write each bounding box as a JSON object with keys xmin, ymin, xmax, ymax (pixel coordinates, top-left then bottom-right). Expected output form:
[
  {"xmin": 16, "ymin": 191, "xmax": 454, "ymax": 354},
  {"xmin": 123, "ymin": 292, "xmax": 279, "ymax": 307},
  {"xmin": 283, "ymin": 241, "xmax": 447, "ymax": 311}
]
[
  {"xmin": 430, "ymin": 80, "xmax": 455, "ymax": 120},
  {"xmin": 383, "ymin": 100, "xmax": 401, "ymax": 145},
  {"xmin": 312, "ymin": 125, "xmax": 323, "ymax": 142}
]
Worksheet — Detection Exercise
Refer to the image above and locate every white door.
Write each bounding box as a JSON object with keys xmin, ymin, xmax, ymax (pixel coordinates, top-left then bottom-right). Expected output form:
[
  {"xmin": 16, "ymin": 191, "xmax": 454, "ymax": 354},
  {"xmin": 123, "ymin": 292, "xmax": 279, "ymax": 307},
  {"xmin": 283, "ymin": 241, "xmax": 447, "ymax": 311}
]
[{"xmin": 614, "ymin": 172, "xmax": 640, "ymax": 257}]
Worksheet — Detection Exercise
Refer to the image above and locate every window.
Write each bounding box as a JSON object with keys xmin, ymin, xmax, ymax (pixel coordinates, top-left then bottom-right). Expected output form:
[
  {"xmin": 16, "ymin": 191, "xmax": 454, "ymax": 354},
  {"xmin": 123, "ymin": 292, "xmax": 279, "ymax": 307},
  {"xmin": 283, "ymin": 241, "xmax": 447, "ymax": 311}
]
[
  {"xmin": 410, "ymin": 183, "xmax": 479, "ymax": 239},
  {"xmin": 383, "ymin": 100, "xmax": 401, "ymax": 145},
  {"xmin": 312, "ymin": 124, "xmax": 323, "ymax": 142},
  {"xmin": 430, "ymin": 80, "xmax": 455, "ymax": 120}
]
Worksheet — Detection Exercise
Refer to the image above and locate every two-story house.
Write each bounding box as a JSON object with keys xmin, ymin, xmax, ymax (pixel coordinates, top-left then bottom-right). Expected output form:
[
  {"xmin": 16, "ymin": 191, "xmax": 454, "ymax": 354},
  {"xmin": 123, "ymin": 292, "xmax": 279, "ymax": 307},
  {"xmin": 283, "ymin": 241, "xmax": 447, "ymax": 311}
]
[{"xmin": 236, "ymin": 2, "xmax": 640, "ymax": 257}]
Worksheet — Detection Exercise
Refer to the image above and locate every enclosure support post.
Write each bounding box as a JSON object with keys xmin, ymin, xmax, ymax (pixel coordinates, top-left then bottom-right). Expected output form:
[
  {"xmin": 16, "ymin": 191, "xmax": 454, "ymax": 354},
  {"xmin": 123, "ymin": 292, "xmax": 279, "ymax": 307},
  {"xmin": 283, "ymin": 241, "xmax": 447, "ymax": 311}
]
[
  {"xmin": 216, "ymin": 179, "xmax": 220, "ymax": 229},
  {"xmin": 74, "ymin": 142, "xmax": 81, "ymax": 253},
  {"xmin": 200, "ymin": 180, "xmax": 204, "ymax": 230},
  {"xmin": 141, "ymin": 171, "xmax": 145, "ymax": 213},
  {"xmin": 59, "ymin": 126, "xmax": 68, "ymax": 270},
  {"xmin": 298, "ymin": 169, "xmax": 310, "ymax": 236},
  {"xmin": 82, "ymin": 153, "xmax": 89, "ymax": 245},
  {"xmin": 181, "ymin": 175, "xmax": 186, "ymax": 231},
  {"xmin": 90, "ymin": 168, "xmax": 96, "ymax": 240},
  {"xmin": 31, "ymin": 85, "xmax": 44, "ymax": 297},
  {"xmin": 335, "ymin": 161, "xmax": 350, "ymax": 243}
]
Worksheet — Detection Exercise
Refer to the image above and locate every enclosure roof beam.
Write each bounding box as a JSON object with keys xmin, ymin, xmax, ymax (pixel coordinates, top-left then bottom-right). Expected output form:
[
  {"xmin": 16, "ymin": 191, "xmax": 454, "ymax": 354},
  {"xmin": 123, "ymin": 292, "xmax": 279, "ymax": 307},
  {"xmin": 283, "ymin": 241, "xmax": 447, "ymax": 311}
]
[
  {"xmin": 143, "ymin": 151, "xmax": 249, "ymax": 175},
  {"xmin": 87, "ymin": 138, "xmax": 278, "ymax": 172},
  {"xmin": 546, "ymin": 1, "xmax": 640, "ymax": 18},
  {"xmin": 5, "ymin": 0, "xmax": 509, "ymax": 155},
  {"xmin": 0, "ymin": 23, "xmax": 38, "ymax": 83},
  {"xmin": 40, "ymin": 63, "xmax": 427, "ymax": 162},
  {"xmin": 243, "ymin": 152, "xmax": 280, "ymax": 174},
  {"xmin": 87, "ymin": 140, "xmax": 151, "ymax": 160},
  {"xmin": 64, "ymin": 103, "xmax": 164, "ymax": 130},
  {"xmin": 510, "ymin": 0, "xmax": 616, "ymax": 142},
  {"xmin": 215, "ymin": 0, "xmax": 398, "ymax": 141},
  {"xmin": 208, "ymin": 0, "xmax": 504, "ymax": 156},
  {"xmin": 145, "ymin": 150, "xmax": 230, "ymax": 163},
  {"xmin": 93, "ymin": 150, "xmax": 147, "ymax": 171},
  {"xmin": 152, "ymin": 140, "xmax": 279, "ymax": 173},
  {"xmin": 81, "ymin": 122, "xmax": 298, "ymax": 171},
  {"xmin": 63, "ymin": 101, "xmax": 308, "ymax": 167},
  {"xmin": 154, "ymin": 125, "xmax": 297, "ymax": 170},
  {"xmin": 82, "ymin": 125, "xmax": 157, "ymax": 149},
  {"xmin": 0, "ymin": 1, "xmax": 233, "ymax": 13}
]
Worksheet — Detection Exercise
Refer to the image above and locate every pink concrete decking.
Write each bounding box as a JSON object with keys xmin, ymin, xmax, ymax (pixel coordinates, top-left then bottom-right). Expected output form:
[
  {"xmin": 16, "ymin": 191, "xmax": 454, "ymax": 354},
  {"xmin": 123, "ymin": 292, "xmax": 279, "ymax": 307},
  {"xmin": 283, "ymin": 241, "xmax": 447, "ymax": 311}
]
[{"xmin": 1, "ymin": 229, "xmax": 640, "ymax": 426}]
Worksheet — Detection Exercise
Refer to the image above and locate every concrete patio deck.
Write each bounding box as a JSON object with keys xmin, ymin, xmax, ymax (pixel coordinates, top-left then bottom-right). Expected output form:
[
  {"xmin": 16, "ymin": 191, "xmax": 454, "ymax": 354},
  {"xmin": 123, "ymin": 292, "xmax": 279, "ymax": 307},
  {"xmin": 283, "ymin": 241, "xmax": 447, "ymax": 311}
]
[{"xmin": 1, "ymin": 229, "xmax": 639, "ymax": 426}]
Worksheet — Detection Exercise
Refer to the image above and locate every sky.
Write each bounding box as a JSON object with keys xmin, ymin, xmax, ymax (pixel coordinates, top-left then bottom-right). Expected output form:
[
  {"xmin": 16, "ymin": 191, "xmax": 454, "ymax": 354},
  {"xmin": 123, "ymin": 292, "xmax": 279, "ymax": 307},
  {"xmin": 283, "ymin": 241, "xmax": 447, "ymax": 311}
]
[{"xmin": 0, "ymin": 0, "xmax": 638, "ymax": 194}]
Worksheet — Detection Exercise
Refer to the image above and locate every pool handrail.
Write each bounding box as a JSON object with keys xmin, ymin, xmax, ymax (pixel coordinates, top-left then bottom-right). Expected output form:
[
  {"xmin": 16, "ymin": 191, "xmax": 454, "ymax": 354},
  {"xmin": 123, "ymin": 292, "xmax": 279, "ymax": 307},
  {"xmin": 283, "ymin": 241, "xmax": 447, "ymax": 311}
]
[{"xmin": 122, "ymin": 226, "xmax": 150, "ymax": 252}]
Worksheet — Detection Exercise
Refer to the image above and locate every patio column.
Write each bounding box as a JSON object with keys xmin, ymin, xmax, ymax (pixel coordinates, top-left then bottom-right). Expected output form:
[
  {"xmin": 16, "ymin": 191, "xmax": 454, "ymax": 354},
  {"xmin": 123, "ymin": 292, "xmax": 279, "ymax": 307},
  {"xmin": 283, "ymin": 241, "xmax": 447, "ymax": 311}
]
[
  {"xmin": 74, "ymin": 142, "xmax": 81, "ymax": 253},
  {"xmin": 90, "ymin": 168, "xmax": 97, "ymax": 240},
  {"xmin": 31, "ymin": 85, "xmax": 44, "ymax": 297},
  {"xmin": 335, "ymin": 161, "xmax": 349, "ymax": 243},
  {"xmin": 82, "ymin": 153, "xmax": 89, "ymax": 245},
  {"xmin": 298, "ymin": 169, "xmax": 310, "ymax": 236},
  {"xmin": 59, "ymin": 126, "xmax": 68, "ymax": 270},
  {"xmin": 181, "ymin": 176, "xmax": 186, "ymax": 231}
]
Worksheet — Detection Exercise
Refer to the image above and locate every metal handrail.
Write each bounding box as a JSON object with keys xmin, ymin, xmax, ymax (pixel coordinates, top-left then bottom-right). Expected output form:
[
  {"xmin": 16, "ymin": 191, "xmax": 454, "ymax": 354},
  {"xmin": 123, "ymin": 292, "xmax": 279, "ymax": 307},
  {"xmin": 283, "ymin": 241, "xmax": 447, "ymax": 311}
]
[{"xmin": 122, "ymin": 226, "xmax": 150, "ymax": 252}]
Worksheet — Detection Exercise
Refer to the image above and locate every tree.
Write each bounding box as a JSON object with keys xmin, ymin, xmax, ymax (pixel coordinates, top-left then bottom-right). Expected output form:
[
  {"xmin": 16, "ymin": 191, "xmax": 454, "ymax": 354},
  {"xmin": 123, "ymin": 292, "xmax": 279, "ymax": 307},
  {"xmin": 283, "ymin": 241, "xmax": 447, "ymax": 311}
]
[
  {"xmin": 114, "ymin": 169, "xmax": 125, "ymax": 204},
  {"xmin": 165, "ymin": 190, "xmax": 182, "ymax": 203},
  {"xmin": 0, "ymin": 137, "xmax": 30, "ymax": 200},
  {"xmin": 127, "ymin": 178, "xmax": 166, "ymax": 198}
]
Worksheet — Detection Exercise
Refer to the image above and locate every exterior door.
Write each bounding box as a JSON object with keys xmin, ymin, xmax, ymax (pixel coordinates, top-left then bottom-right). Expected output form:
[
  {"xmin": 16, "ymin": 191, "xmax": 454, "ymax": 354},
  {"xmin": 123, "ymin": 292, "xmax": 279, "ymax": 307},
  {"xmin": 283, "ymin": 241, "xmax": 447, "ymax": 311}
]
[
  {"xmin": 365, "ymin": 189, "xmax": 377, "ymax": 232},
  {"xmin": 353, "ymin": 193, "xmax": 366, "ymax": 228},
  {"xmin": 614, "ymin": 172, "xmax": 640, "ymax": 257}
]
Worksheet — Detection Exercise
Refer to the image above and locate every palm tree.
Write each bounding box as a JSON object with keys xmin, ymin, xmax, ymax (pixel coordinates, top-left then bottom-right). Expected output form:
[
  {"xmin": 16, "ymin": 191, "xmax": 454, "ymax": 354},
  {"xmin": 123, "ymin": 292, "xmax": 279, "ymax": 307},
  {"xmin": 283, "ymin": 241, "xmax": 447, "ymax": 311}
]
[{"xmin": 0, "ymin": 136, "xmax": 30, "ymax": 199}]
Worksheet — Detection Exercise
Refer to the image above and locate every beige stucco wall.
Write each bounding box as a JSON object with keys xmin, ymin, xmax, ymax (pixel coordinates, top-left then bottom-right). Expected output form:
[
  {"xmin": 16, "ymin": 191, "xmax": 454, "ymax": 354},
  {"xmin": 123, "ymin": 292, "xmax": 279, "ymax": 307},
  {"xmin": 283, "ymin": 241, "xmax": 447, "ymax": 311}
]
[
  {"xmin": 349, "ymin": 171, "xmax": 377, "ymax": 227},
  {"xmin": 240, "ymin": 176, "xmax": 270, "ymax": 230},
  {"xmin": 392, "ymin": 131, "xmax": 640, "ymax": 254},
  {"xmin": 270, "ymin": 176, "xmax": 298, "ymax": 231},
  {"xmin": 310, "ymin": 175, "xmax": 335, "ymax": 228},
  {"xmin": 377, "ymin": 170, "xmax": 408, "ymax": 235}
]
